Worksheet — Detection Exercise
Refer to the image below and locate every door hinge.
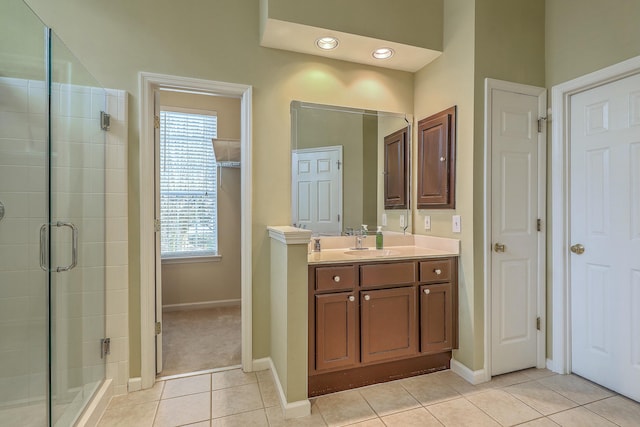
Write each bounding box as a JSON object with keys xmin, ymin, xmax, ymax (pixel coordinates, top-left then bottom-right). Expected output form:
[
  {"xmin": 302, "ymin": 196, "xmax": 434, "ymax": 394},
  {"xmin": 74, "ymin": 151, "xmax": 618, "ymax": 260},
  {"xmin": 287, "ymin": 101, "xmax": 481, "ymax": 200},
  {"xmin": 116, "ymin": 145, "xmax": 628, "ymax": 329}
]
[
  {"xmin": 536, "ymin": 317, "xmax": 541, "ymax": 331},
  {"xmin": 154, "ymin": 115, "xmax": 160, "ymax": 129},
  {"xmin": 155, "ymin": 322, "xmax": 162, "ymax": 335},
  {"xmin": 100, "ymin": 111, "xmax": 111, "ymax": 131},
  {"xmin": 100, "ymin": 337, "xmax": 111, "ymax": 359},
  {"xmin": 537, "ymin": 218, "xmax": 542, "ymax": 232},
  {"xmin": 337, "ymin": 214, "xmax": 340, "ymax": 222},
  {"xmin": 154, "ymin": 218, "xmax": 161, "ymax": 232},
  {"xmin": 337, "ymin": 160, "xmax": 342, "ymax": 170},
  {"xmin": 537, "ymin": 117, "xmax": 547, "ymax": 133}
]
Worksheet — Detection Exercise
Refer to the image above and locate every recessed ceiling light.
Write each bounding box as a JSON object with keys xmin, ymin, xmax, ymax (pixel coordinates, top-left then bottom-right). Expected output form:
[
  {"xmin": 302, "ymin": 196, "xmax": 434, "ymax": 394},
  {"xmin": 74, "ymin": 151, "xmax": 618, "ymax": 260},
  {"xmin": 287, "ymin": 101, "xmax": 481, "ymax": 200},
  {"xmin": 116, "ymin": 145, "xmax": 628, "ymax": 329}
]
[
  {"xmin": 316, "ymin": 37, "xmax": 339, "ymax": 50},
  {"xmin": 372, "ymin": 47, "xmax": 394, "ymax": 60}
]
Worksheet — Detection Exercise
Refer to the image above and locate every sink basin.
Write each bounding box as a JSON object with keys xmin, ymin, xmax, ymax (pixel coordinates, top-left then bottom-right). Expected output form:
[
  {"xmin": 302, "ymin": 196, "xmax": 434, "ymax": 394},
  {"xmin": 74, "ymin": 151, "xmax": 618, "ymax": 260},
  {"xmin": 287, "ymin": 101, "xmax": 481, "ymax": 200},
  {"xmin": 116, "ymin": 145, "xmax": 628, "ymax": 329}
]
[{"xmin": 344, "ymin": 249, "xmax": 399, "ymax": 257}]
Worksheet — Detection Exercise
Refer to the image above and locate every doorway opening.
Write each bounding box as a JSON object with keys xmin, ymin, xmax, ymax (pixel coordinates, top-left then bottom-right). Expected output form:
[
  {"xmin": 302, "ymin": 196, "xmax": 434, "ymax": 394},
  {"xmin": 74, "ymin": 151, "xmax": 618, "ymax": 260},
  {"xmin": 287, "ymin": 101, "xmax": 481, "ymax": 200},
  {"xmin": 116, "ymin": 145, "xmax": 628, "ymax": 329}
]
[
  {"xmin": 139, "ymin": 72, "xmax": 252, "ymax": 389},
  {"xmin": 156, "ymin": 90, "xmax": 243, "ymax": 377}
]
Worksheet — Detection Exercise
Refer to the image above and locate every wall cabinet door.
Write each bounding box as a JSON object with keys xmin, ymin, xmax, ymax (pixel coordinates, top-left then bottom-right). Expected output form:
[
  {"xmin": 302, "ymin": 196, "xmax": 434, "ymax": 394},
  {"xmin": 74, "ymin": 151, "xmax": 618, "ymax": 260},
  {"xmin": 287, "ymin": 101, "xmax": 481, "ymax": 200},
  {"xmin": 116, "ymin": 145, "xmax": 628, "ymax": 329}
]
[
  {"xmin": 417, "ymin": 106, "xmax": 456, "ymax": 209},
  {"xmin": 315, "ymin": 292, "xmax": 358, "ymax": 371},
  {"xmin": 420, "ymin": 283, "xmax": 453, "ymax": 353},
  {"xmin": 361, "ymin": 286, "xmax": 417, "ymax": 363},
  {"xmin": 383, "ymin": 127, "xmax": 408, "ymax": 209}
]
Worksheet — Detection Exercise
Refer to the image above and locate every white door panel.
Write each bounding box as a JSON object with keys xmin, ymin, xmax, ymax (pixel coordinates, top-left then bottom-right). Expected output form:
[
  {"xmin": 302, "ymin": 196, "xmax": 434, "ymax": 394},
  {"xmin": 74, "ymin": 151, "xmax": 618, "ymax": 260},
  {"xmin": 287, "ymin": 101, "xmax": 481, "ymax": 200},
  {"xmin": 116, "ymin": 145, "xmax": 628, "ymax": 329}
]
[
  {"xmin": 570, "ymin": 72, "xmax": 640, "ymax": 402},
  {"xmin": 292, "ymin": 147, "xmax": 342, "ymax": 235},
  {"xmin": 490, "ymin": 88, "xmax": 543, "ymax": 375}
]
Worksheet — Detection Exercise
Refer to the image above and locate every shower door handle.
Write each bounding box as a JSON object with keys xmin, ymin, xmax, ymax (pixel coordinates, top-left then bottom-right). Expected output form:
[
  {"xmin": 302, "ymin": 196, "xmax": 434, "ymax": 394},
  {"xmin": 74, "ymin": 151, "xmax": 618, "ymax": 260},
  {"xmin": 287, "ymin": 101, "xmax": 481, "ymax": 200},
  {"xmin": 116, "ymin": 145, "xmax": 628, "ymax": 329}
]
[
  {"xmin": 39, "ymin": 224, "xmax": 49, "ymax": 271},
  {"xmin": 54, "ymin": 221, "xmax": 79, "ymax": 273}
]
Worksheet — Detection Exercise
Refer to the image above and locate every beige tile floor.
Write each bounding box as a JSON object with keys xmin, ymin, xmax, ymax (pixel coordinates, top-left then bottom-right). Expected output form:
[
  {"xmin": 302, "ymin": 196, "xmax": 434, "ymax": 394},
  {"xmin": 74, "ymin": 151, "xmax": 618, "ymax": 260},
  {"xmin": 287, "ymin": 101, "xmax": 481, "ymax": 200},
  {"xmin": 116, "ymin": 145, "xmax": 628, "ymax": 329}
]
[{"xmin": 97, "ymin": 367, "xmax": 640, "ymax": 427}]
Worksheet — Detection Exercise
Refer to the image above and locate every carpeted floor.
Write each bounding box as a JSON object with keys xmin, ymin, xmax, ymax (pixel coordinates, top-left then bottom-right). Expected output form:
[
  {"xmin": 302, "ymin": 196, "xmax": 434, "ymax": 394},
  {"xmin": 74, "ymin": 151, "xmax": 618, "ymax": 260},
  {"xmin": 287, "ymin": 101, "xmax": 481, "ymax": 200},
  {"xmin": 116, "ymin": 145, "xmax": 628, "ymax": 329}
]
[{"xmin": 160, "ymin": 305, "xmax": 241, "ymax": 377}]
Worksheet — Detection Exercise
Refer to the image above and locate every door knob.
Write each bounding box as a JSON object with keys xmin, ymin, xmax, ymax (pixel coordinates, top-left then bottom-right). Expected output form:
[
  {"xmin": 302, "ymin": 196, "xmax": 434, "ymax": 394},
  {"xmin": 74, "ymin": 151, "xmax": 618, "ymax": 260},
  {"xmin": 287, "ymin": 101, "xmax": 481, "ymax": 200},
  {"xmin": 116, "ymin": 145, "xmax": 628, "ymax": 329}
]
[
  {"xmin": 494, "ymin": 243, "xmax": 506, "ymax": 253},
  {"xmin": 570, "ymin": 244, "xmax": 585, "ymax": 255}
]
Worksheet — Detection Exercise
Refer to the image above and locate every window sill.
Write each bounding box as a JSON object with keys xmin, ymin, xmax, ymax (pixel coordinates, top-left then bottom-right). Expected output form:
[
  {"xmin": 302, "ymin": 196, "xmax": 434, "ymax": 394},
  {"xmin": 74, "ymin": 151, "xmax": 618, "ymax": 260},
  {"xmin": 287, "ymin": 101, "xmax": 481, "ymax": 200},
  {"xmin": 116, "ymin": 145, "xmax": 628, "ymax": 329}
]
[{"xmin": 161, "ymin": 255, "xmax": 222, "ymax": 265}]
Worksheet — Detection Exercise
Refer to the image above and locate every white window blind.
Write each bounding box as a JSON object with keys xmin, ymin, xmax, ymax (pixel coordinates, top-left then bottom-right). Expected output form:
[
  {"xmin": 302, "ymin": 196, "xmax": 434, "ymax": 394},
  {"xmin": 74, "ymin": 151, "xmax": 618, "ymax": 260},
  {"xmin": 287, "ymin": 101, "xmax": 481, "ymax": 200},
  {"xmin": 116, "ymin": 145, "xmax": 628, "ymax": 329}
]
[{"xmin": 159, "ymin": 109, "xmax": 218, "ymax": 258}]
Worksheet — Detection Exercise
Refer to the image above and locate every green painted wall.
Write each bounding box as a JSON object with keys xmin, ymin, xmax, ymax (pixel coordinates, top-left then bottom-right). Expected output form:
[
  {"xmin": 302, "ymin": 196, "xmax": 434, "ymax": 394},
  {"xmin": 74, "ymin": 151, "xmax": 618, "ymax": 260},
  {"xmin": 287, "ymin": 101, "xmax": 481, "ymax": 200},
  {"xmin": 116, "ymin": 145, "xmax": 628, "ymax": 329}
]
[{"xmin": 23, "ymin": 0, "xmax": 414, "ymax": 378}]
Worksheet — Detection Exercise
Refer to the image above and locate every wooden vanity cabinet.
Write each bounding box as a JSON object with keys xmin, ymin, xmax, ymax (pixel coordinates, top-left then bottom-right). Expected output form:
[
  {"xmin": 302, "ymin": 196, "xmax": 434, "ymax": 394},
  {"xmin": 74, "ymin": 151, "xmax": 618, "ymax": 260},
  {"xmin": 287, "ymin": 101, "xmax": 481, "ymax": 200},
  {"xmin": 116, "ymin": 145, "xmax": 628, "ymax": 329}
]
[
  {"xmin": 309, "ymin": 257, "xmax": 458, "ymax": 397},
  {"xmin": 360, "ymin": 286, "xmax": 417, "ymax": 363},
  {"xmin": 417, "ymin": 106, "xmax": 456, "ymax": 209}
]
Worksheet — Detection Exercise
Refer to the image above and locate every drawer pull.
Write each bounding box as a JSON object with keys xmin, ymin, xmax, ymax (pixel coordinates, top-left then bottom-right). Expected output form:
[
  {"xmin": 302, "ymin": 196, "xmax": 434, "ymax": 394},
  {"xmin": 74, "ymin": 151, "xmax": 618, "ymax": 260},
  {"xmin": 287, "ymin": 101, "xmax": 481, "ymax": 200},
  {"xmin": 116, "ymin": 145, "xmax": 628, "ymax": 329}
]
[
  {"xmin": 333, "ymin": 275, "xmax": 341, "ymax": 283},
  {"xmin": 434, "ymin": 269, "xmax": 442, "ymax": 275},
  {"xmin": 348, "ymin": 295, "xmax": 355, "ymax": 302},
  {"xmin": 424, "ymin": 288, "xmax": 431, "ymax": 295},
  {"xmin": 364, "ymin": 294, "xmax": 370, "ymax": 301}
]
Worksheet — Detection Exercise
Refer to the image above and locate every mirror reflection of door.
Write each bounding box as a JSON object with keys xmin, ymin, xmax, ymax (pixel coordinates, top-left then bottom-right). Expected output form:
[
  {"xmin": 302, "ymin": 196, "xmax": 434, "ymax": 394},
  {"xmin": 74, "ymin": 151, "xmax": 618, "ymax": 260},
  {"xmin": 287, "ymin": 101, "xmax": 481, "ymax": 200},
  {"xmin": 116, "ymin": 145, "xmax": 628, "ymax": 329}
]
[{"xmin": 292, "ymin": 146, "xmax": 343, "ymax": 235}]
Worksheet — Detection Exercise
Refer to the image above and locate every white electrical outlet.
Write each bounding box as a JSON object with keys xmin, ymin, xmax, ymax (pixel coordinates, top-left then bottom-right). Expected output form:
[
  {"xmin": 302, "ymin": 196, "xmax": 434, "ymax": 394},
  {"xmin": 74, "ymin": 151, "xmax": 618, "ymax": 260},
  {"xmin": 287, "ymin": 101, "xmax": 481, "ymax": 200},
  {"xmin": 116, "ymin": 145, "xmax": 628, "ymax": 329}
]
[
  {"xmin": 399, "ymin": 214, "xmax": 405, "ymax": 228},
  {"xmin": 452, "ymin": 215, "xmax": 461, "ymax": 233},
  {"xmin": 382, "ymin": 213, "xmax": 387, "ymax": 226},
  {"xmin": 424, "ymin": 215, "xmax": 431, "ymax": 230}
]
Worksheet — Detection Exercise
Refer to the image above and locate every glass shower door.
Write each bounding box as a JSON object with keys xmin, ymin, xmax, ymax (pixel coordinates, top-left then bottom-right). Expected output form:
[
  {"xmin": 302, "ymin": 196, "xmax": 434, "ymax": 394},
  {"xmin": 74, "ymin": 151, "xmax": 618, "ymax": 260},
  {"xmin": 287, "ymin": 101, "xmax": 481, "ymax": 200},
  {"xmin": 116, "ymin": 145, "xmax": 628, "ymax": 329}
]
[
  {"xmin": 0, "ymin": 1, "xmax": 49, "ymax": 426},
  {"xmin": 48, "ymin": 32, "xmax": 107, "ymax": 427}
]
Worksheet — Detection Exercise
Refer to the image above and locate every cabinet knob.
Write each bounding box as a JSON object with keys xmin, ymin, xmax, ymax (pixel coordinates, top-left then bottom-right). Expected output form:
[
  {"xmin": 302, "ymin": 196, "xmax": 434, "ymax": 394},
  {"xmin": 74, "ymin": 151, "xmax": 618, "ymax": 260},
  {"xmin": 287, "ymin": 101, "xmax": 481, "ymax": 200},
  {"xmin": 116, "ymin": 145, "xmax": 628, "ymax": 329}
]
[
  {"xmin": 434, "ymin": 269, "xmax": 442, "ymax": 275},
  {"xmin": 333, "ymin": 275, "xmax": 341, "ymax": 283},
  {"xmin": 440, "ymin": 156, "xmax": 446, "ymax": 162},
  {"xmin": 424, "ymin": 288, "xmax": 431, "ymax": 295},
  {"xmin": 364, "ymin": 294, "xmax": 370, "ymax": 301},
  {"xmin": 348, "ymin": 295, "xmax": 355, "ymax": 302}
]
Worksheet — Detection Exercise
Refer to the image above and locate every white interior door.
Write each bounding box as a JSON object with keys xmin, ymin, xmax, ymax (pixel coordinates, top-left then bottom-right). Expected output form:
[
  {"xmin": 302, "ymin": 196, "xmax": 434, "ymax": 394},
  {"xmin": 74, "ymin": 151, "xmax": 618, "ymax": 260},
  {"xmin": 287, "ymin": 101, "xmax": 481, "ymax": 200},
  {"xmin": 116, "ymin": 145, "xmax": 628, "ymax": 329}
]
[
  {"xmin": 490, "ymin": 85, "xmax": 545, "ymax": 376},
  {"xmin": 570, "ymin": 72, "xmax": 640, "ymax": 401},
  {"xmin": 154, "ymin": 89, "xmax": 163, "ymax": 375},
  {"xmin": 292, "ymin": 146, "xmax": 342, "ymax": 235}
]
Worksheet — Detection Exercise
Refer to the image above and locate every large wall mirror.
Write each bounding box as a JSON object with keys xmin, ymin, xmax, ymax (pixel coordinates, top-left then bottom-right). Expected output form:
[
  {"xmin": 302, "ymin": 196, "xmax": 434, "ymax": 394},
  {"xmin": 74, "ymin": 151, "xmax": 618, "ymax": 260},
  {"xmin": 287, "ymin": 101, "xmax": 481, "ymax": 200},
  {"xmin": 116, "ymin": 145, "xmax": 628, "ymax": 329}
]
[{"xmin": 291, "ymin": 101, "xmax": 412, "ymax": 236}]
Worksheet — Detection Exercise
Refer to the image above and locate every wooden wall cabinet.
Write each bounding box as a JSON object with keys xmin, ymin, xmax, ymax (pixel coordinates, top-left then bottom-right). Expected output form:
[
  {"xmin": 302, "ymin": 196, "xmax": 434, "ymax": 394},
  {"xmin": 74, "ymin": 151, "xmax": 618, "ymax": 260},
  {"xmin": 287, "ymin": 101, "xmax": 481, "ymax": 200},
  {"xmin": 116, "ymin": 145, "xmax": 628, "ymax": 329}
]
[
  {"xmin": 309, "ymin": 257, "xmax": 458, "ymax": 397},
  {"xmin": 417, "ymin": 106, "xmax": 456, "ymax": 209},
  {"xmin": 383, "ymin": 127, "xmax": 408, "ymax": 209}
]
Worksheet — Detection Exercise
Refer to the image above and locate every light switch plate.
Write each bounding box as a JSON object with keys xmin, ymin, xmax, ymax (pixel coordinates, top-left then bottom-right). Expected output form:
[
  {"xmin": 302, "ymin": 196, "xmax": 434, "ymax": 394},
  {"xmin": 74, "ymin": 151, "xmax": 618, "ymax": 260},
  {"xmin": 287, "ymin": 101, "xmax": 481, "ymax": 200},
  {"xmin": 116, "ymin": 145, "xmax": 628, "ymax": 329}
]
[
  {"xmin": 424, "ymin": 215, "xmax": 431, "ymax": 230},
  {"xmin": 382, "ymin": 213, "xmax": 387, "ymax": 226},
  {"xmin": 452, "ymin": 215, "xmax": 461, "ymax": 233},
  {"xmin": 399, "ymin": 214, "xmax": 405, "ymax": 228}
]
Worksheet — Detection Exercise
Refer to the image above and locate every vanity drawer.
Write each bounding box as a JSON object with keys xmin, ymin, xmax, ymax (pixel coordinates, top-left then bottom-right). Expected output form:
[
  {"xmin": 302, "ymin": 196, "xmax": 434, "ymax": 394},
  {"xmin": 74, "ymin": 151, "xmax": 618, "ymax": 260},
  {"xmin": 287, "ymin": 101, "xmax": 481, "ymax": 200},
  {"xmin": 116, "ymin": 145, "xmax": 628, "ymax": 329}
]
[
  {"xmin": 360, "ymin": 262, "xmax": 416, "ymax": 288},
  {"xmin": 420, "ymin": 258, "xmax": 453, "ymax": 283},
  {"xmin": 316, "ymin": 265, "xmax": 357, "ymax": 291}
]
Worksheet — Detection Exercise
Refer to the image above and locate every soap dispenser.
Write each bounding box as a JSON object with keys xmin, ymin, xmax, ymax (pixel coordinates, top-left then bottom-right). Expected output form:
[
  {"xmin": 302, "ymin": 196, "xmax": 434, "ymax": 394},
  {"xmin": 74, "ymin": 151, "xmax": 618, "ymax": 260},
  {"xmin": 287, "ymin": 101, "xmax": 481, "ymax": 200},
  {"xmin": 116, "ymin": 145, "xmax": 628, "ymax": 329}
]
[{"xmin": 376, "ymin": 226, "xmax": 384, "ymax": 249}]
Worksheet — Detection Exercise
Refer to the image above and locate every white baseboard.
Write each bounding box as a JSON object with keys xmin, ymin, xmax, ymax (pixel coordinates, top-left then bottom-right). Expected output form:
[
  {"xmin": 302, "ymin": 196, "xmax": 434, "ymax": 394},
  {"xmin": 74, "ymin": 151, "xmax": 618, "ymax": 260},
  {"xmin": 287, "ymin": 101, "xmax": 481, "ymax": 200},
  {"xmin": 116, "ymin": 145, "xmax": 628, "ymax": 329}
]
[
  {"xmin": 128, "ymin": 377, "xmax": 142, "ymax": 392},
  {"xmin": 451, "ymin": 358, "xmax": 489, "ymax": 385},
  {"xmin": 267, "ymin": 358, "xmax": 311, "ymax": 419},
  {"xmin": 252, "ymin": 357, "xmax": 271, "ymax": 372},
  {"xmin": 163, "ymin": 299, "xmax": 241, "ymax": 312}
]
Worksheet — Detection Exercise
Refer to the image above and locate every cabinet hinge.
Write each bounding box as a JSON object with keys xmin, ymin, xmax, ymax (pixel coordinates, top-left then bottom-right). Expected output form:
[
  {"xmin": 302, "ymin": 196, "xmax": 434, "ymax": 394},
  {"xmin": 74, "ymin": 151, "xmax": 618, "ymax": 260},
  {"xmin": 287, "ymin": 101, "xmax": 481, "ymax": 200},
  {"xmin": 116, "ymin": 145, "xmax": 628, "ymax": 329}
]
[
  {"xmin": 100, "ymin": 337, "xmax": 111, "ymax": 359},
  {"xmin": 154, "ymin": 218, "xmax": 161, "ymax": 232},
  {"xmin": 536, "ymin": 317, "xmax": 541, "ymax": 331},
  {"xmin": 154, "ymin": 115, "xmax": 160, "ymax": 129},
  {"xmin": 537, "ymin": 218, "xmax": 542, "ymax": 232},
  {"xmin": 537, "ymin": 117, "xmax": 547, "ymax": 133},
  {"xmin": 155, "ymin": 322, "xmax": 162, "ymax": 335}
]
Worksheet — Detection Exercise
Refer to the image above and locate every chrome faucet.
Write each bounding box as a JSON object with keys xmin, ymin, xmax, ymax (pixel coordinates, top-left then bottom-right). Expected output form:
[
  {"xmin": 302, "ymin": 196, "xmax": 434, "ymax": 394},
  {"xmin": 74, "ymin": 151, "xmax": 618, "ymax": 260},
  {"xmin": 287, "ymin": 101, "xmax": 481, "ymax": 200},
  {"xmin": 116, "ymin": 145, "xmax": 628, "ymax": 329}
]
[{"xmin": 355, "ymin": 224, "xmax": 368, "ymax": 249}]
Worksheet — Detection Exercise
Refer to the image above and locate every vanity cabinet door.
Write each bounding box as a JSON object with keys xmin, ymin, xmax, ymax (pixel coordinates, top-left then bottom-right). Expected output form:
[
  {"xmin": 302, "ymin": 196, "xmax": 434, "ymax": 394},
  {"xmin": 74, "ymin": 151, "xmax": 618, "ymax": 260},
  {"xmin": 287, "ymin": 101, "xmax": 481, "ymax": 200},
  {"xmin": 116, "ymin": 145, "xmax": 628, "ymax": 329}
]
[
  {"xmin": 383, "ymin": 127, "xmax": 408, "ymax": 209},
  {"xmin": 315, "ymin": 292, "xmax": 358, "ymax": 371},
  {"xmin": 417, "ymin": 106, "xmax": 456, "ymax": 209},
  {"xmin": 361, "ymin": 286, "xmax": 417, "ymax": 363},
  {"xmin": 420, "ymin": 283, "xmax": 453, "ymax": 354}
]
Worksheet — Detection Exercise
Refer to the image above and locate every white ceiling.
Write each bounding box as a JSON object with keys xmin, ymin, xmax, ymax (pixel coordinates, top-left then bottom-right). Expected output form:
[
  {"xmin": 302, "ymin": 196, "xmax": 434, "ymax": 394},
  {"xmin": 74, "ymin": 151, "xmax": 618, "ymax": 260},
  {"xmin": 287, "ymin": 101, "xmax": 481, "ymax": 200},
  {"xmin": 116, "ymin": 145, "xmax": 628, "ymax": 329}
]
[{"xmin": 261, "ymin": 19, "xmax": 442, "ymax": 73}]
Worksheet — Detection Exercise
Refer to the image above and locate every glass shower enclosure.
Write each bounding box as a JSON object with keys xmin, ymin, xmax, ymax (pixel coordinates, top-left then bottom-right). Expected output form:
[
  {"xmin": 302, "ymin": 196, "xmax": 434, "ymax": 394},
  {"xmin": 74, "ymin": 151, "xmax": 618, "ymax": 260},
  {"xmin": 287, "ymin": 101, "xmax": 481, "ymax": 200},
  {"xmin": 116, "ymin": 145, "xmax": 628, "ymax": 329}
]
[{"xmin": 0, "ymin": 0, "xmax": 107, "ymax": 425}]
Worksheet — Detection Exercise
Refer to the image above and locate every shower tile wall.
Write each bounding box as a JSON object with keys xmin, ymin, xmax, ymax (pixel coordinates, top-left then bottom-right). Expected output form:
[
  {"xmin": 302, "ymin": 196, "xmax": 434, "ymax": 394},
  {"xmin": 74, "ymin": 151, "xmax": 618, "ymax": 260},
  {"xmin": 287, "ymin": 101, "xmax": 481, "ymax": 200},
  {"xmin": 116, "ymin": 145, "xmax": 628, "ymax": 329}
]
[
  {"xmin": 0, "ymin": 78, "xmax": 129, "ymax": 412},
  {"xmin": 0, "ymin": 76, "xmax": 48, "ymax": 412}
]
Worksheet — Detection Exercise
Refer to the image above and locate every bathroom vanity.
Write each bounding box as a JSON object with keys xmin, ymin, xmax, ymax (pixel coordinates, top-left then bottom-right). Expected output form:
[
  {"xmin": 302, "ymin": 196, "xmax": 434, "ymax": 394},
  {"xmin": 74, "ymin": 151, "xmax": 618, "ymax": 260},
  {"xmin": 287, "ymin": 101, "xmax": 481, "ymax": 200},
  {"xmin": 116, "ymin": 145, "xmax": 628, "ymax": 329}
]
[{"xmin": 308, "ymin": 249, "xmax": 458, "ymax": 396}]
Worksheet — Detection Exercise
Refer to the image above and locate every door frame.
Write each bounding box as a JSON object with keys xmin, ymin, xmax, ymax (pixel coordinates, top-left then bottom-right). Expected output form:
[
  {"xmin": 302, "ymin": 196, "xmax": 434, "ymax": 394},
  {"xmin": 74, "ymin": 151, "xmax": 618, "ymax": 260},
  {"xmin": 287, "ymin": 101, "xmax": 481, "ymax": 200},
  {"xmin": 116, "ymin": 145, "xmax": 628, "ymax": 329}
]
[
  {"xmin": 550, "ymin": 55, "xmax": 640, "ymax": 375},
  {"xmin": 139, "ymin": 72, "xmax": 253, "ymax": 389},
  {"xmin": 483, "ymin": 78, "xmax": 547, "ymax": 380}
]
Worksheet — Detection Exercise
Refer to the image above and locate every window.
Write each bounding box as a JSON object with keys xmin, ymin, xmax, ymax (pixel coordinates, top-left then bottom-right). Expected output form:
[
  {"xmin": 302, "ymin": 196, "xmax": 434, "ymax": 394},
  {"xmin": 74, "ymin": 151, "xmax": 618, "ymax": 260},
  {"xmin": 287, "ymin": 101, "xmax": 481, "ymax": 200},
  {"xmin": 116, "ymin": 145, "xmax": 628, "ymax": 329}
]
[{"xmin": 159, "ymin": 108, "xmax": 218, "ymax": 258}]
